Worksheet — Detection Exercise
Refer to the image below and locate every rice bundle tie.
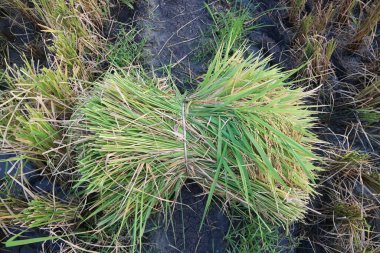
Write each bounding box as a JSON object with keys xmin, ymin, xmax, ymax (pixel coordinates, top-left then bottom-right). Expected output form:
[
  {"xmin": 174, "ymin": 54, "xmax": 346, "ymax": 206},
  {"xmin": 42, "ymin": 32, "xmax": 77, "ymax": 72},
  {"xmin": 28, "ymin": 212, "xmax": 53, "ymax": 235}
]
[
  {"xmin": 181, "ymin": 99, "xmax": 189, "ymax": 173},
  {"xmin": 74, "ymin": 45, "xmax": 320, "ymax": 240}
]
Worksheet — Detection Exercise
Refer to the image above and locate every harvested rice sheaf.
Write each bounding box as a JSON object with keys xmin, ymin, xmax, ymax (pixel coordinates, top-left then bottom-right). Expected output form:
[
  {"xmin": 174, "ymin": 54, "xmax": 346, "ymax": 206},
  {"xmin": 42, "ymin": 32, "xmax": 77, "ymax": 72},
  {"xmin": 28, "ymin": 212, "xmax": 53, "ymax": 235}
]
[
  {"xmin": 0, "ymin": 63, "xmax": 75, "ymax": 161},
  {"xmin": 74, "ymin": 45, "xmax": 320, "ymax": 240}
]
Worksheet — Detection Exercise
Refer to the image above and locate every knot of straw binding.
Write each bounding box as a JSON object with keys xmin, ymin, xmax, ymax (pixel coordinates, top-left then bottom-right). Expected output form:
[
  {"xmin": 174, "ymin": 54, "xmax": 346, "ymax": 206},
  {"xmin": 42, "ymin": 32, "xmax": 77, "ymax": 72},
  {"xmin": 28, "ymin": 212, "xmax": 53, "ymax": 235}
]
[{"xmin": 181, "ymin": 98, "xmax": 189, "ymax": 174}]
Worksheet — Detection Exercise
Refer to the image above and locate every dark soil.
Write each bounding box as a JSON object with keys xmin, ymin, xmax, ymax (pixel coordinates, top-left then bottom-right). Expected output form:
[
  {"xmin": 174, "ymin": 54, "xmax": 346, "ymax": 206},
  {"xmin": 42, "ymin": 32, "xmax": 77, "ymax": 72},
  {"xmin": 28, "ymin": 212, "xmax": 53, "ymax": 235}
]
[
  {"xmin": 135, "ymin": 0, "xmax": 213, "ymax": 90},
  {"xmin": 0, "ymin": 5, "xmax": 46, "ymax": 69},
  {"xmin": 144, "ymin": 181, "xmax": 229, "ymax": 253}
]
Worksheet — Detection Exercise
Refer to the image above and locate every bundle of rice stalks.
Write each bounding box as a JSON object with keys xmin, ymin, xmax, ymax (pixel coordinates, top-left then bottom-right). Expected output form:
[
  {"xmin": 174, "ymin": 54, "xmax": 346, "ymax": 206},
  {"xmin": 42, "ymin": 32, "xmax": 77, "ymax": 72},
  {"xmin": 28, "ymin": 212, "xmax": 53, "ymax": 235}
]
[
  {"xmin": 356, "ymin": 78, "xmax": 380, "ymax": 125},
  {"xmin": 0, "ymin": 198, "xmax": 26, "ymax": 240},
  {"xmin": 226, "ymin": 215, "xmax": 296, "ymax": 252},
  {"xmin": 0, "ymin": 61, "xmax": 77, "ymax": 172},
  {"xmin": 31, "ymin": 0, "xmax": 109, "ymax": 73},
  {"xmin": 0, "ymin": 194, "xmax": 80, "ymax": 248},
  {"xmin": 17, "ymin": 196, "xmax": 80, "ymax": 229},
  {"xmin": 0, "ymin": 198, "xmax": 26, "ymax": 225},
  {"xmin": 306, "ymin": 151, "xmax": 380, "ymax": 252},
  {"xmin": 74, "ymin": 41, "xmax": 320, "ymax": 247},
  {"xmin": 2, "ymin": 0, "xmax": 114, "ymax": 80},
  {"xmin": 353, "ymin": 77, "xmax": 380, "ymax": 147}
]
